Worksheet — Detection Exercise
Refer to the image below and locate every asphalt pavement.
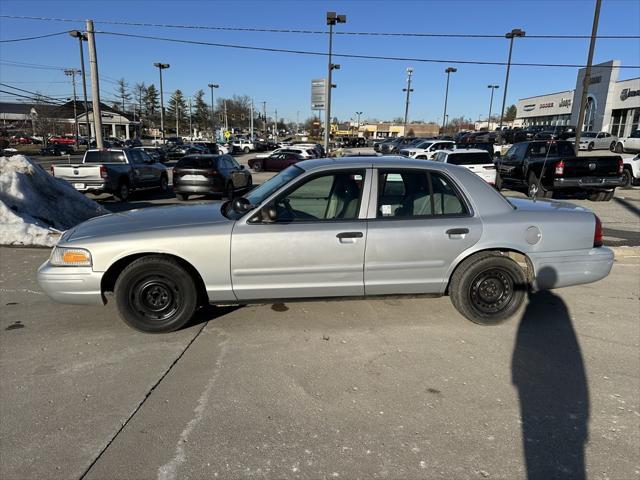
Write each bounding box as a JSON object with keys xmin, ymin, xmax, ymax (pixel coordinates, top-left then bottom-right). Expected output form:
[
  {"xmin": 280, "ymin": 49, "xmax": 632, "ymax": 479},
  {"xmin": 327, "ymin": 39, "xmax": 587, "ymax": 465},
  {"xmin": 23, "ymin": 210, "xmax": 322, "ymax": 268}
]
[{"xmin": 1, "ymin": 248, "xmax": 638, "ymax": 480}]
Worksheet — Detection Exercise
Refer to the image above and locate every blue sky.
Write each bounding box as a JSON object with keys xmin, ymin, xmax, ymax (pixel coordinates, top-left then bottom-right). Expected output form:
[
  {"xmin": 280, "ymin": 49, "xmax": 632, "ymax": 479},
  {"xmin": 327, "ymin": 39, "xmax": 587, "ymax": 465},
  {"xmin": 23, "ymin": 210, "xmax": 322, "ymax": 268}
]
[{"xmin": 1, "ymin": 0, "xmax": 639, "ymax": 124}]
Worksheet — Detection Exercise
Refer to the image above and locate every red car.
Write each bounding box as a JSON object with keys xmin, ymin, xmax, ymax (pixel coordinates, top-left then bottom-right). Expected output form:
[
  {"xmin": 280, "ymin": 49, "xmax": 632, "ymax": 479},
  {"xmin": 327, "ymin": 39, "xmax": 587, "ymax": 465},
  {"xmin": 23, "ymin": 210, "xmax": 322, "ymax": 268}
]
[
  {"xmin": 49, "ymin": 136, "xmax": 76, "ymax": 145},
  {"xmin": 248, "ymin": 152, "xmax": 304, "ymax": 172}
]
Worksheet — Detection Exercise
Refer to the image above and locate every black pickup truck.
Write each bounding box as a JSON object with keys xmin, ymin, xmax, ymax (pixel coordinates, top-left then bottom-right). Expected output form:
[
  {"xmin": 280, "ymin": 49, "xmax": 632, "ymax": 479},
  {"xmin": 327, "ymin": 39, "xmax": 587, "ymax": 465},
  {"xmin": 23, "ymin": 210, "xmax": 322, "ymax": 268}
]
[{"xmin": 495, "ymin": 140, "xmax": 623, "ymax": 201}]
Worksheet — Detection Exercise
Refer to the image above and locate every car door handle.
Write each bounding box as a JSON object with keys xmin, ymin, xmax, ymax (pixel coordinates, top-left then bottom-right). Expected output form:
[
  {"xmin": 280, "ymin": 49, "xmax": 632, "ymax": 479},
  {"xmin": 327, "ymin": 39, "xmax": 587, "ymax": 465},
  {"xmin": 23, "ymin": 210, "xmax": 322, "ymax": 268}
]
[
  {"xmin": 336, "ymin": 232, "xmax": 363, "ymax": 239},
  {"xmin": 446, "ymin": 228, "xmax": 469, "ymax": 236}
]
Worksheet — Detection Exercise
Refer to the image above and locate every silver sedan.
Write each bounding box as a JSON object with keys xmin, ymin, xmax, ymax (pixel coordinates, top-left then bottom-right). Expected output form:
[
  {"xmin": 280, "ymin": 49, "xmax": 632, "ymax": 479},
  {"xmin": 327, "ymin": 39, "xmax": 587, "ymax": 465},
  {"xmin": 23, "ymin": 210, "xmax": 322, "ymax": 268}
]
[{"xmin": 38, "ymin": 157, "xmax": 614, "ymax": 333}]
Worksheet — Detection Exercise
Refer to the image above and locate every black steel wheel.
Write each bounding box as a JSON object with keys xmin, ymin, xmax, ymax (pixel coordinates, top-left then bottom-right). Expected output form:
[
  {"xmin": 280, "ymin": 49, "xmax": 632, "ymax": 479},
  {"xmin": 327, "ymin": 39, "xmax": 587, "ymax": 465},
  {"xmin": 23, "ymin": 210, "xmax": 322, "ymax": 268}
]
[
  {"xmin": 615, "ymin": 142, "xmax": 623, "ymax": 153},
  {"xmin": 449, "ymin": 253, "xmax": 527, "ymax": 325},
  {"xmin": 159, "ymin": 174, "xmax": 168, "ymax": 192},
  {"xmin": 115, "ymin": 256, "xmax": 198, "ymax": 333},
  {"xmin": 621, "ymin": 169, "xmax": 632, "ymax": 188},
  {"xmin": 116, "ymin": 181, "xmax": 130, "ymax": 202},
  {"xmin": 587, "ymin": 142, "xmax": 594, "ymax": 151}
]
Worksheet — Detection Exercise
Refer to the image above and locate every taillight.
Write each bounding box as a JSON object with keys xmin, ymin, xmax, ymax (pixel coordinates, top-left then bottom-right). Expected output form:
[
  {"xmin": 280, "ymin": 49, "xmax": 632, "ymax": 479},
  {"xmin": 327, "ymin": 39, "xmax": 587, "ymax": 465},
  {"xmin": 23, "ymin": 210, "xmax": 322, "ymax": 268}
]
[
  {"xmin": 50, "ymin": 165, "xmax": 54, "ymax": 176},
  {"xmin": 203, "ymin": 170, "xmax": 218, "ymax": 177},
  {"xmin": 593, "ymin": 215, "xmax": 603, "ymax": 248},
  {"xmin": 617, "ymin": 158, "xmax": 623, "ymax": 175},
  {"xmin": 554, "ymin": 160, "xmax": 565, "ymax": 176},
  {"xmin": 99, "ymin": 165, "xmax": 108, "ymax": 178}
]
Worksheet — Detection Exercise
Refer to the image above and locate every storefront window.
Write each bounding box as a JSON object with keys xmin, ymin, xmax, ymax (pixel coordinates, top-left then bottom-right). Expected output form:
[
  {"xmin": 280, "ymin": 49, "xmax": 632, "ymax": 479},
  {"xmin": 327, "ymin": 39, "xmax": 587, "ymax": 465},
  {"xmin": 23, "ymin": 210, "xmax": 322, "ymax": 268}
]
[
  {"xmin": 631, "ymin": 109, "xmax": 639, "ymax": 133},
  {"xmin": 611, "ymin": 109, "xmax": 627, "ymax": 137},
  {"xmin": 583, "ymin": 97, "xmax": 596, "ymax": 131}
]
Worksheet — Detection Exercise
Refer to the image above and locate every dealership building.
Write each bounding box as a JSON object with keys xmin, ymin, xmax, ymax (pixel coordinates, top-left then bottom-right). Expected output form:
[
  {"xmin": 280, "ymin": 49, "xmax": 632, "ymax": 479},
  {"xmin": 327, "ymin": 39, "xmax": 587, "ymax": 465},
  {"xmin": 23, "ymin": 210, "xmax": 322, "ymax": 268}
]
[{"xmin": 515, "ymin": 60, "xmax": 639, "ymax": 138}]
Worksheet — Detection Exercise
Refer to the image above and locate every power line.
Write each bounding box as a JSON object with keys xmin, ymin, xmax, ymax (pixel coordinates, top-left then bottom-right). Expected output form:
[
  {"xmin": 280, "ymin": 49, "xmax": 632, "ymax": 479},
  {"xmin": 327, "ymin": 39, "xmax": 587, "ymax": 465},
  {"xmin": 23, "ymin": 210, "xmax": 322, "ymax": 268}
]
[
  {"xmin": 0, "ymin": 14, "xmax": 638, "ymax": 39},
  {"xmin": 0, "ymin": 60, "xmax": 66, "ymax": 71},
  {"xmin": 0, "ymin": 82, "xmax": 65, "ymax": 103},
  {"xmin": 0, "ymin": 89, "xmax": 61, "ymax": 104},
  {"xmin": 95, "ymin": 30, "xmax": 640, "ymax": 69},
  {"xmin": 0, "ymin": 31, "xmax": 69, "ymax": 42}
]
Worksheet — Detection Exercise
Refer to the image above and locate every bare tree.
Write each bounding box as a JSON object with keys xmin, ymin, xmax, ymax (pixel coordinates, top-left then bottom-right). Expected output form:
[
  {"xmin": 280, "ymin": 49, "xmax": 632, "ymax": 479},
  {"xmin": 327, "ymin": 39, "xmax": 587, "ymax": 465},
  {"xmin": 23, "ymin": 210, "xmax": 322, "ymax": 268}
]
[{"xmin": 116, "ymin": 78, "xmax": 131, "ymax": 113}]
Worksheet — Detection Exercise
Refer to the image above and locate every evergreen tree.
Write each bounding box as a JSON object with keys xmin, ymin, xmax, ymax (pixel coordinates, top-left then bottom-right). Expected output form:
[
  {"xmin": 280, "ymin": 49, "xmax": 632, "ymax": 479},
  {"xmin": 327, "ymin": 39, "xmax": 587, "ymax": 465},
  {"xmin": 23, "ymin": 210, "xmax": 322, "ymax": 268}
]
[
  {"xmin": 504, "ymin": 104, "xmax": 517, "ymax": 122},
  {"xmin": 167, "ymin": 89, "xmax": 188, "ymax": 135},
  {"xmin": 133, "ymin": 82, "xmax": 146, "ymax": 118},
  {"xmin": 192, "ymin": 89, "xmax": 211, "ymax": 133},
  {"xmin": 143, "ymin": 84, "xmax": 159, "ymax": 124}
]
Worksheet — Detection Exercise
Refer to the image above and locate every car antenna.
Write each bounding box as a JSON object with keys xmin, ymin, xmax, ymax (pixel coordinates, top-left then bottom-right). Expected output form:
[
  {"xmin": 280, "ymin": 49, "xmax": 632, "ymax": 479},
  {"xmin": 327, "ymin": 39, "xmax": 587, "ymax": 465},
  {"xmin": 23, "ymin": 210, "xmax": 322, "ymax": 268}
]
[{"xmin": 535, "ymin": 124, "xmax": 560, "ymax": 202}]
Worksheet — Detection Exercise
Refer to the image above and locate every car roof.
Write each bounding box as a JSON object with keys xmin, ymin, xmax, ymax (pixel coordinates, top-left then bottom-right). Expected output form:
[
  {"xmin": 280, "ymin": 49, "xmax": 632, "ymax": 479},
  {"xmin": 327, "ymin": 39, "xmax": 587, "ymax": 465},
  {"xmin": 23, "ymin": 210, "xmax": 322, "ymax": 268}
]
[
  {"xmin": 447, "ymin": 149, "xmax": 491, "ymax": 154},
  {"xmin": 297, "ymin": 156, "xmax": 460, "ymax": 172}
]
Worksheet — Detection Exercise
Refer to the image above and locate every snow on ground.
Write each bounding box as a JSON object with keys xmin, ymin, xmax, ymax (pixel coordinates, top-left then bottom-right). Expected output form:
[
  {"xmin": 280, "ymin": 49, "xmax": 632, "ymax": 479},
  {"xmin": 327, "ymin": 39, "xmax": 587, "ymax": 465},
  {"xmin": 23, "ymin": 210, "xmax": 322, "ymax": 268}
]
[{"xmin": 0, "ymin": 155, "xmax": 106, "ymax": 247}]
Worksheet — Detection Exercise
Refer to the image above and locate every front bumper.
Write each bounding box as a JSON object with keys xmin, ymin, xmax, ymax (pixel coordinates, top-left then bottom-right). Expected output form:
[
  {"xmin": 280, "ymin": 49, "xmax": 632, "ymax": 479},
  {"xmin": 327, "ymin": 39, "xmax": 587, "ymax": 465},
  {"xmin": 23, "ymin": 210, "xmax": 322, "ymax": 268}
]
[
  {"xmin": 553, "ymin": 176, "xmax": 623, "ymax": 189},
  {"xmin": 37, "ymin": 261, "xmax": 105, "ymax": 306},
  {"xmin": 529, "ymin": 247, "xmax": 614, "ymax": 290}
]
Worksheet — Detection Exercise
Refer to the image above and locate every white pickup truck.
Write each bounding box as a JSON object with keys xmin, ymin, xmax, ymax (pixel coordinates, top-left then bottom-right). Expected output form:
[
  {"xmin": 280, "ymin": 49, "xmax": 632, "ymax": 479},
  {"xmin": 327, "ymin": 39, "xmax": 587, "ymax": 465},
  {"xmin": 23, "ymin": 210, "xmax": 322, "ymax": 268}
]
[
  {"xmin": 51, "ymin": 148, "xmax": 168, "ymax": 201},
  {"xmin": 614, "ymin": 129, "xmax": 640, "ymax": 153},
  {"xmin": 622, "ymin": 153, "xmax": 640, "ymax": 187},
  {"xmin": 231, "ymin": 139, "xmax": 255, "ymax": 154}
]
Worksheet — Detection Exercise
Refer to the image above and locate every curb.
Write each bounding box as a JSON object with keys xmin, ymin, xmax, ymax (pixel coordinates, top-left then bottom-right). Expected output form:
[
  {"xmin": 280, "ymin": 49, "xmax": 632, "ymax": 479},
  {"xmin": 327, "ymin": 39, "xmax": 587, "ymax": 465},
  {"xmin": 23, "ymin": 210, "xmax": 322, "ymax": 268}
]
[{"xmin": 611, "ymin": 246, "xmax": 640, "ymax": 258}]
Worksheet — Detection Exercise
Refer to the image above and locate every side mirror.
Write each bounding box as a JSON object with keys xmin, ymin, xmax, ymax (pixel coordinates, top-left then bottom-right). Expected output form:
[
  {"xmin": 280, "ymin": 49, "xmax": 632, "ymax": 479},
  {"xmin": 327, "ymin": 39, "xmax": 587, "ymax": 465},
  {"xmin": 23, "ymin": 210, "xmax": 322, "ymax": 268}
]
[
  {"xmin": 260, "ymin": 203, "xmax": 278, "ymax": 223},
  {"xmin": 232, "ymin": 197, "xmax": 254, "ymax": 214},
  {"xmin": 240, "ymin": 164, "xmax": 245, "ymax": 170}
]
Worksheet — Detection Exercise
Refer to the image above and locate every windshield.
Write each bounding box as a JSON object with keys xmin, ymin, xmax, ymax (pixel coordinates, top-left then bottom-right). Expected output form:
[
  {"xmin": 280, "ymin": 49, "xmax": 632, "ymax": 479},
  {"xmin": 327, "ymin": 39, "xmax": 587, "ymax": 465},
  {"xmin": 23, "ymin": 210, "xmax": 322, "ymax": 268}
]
[{"xmin": 580, "ymin": 132, "xmax": 597, "ymax": 138}]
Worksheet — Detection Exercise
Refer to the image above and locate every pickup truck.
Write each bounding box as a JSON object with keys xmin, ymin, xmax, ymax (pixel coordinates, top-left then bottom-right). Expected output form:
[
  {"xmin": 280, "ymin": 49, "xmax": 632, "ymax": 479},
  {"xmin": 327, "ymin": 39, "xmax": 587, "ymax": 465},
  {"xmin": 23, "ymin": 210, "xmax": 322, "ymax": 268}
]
[
  {"xmin": 495, "ymin": 140, "xmax": 623, "ymax": 201},
  {"xmin": 614, "ymin": 129, "xmax": 640, "ymax": 153},
  {"xmin": 621, "ymin": 153, "xmax": 640, "ymax": 187},
  {"xmin": 51, "ymin": 148, "xmax": 168, "ymax": 202}
]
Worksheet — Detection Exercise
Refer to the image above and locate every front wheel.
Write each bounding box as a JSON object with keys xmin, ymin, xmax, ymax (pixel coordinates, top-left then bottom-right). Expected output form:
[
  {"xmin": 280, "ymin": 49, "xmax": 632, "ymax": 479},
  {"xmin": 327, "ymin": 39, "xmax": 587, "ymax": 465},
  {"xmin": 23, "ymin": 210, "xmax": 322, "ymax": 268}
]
[
  {"xmin": 449, "ymin": 253, "xmax": 527, "ymax": 326},
  {"xmin": 252, "ymin": 161, "xmax": 263, "ymax": 172},
  {"xmin": 159, "ymin": 174, "xmax": 168, "ymax": 192},
  {"xmin": 115, "ymin": 181, "xmax": 130, "ymax": 202},
  {"xmin": 621, "ymin": 169, "xmax": 632, "ymax": 188},
  {"xmin": 114, "ymin": 256, "xmax": 198, "ymax": 333},
  {"xmin": 615, "ymin": 143, "xmax": 623, "ymax": 153},
  {"xmin": 610, "ymin": 141, "xmax": 616, "ymax": 152},
  {"xmin": 587, "ymin": 142, "xmax": 594, "ymax": 151},
  {"xmin": 243, "ymin": 147, "xmax": 250, "ymax": 154}
]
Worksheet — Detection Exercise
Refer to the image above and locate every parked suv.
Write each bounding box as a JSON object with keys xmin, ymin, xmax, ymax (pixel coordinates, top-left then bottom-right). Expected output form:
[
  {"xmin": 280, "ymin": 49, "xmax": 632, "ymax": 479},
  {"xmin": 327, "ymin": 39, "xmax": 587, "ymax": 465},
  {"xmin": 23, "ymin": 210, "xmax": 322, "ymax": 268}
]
[
  {"xmin": 172, "ymin": 154, "xmax": 252, "ymax": 201},
  {"xmin": 432, "ymin": 149, "xmax": 496, "ymax": 185}
]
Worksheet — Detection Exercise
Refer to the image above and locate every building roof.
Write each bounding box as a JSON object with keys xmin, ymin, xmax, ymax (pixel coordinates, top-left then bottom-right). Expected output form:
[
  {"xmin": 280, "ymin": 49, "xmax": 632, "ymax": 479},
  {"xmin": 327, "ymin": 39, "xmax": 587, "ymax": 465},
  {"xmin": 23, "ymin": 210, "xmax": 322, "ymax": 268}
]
[{"xmin": 0, "ymin": 102, "xmax": 37, "ymax": 115}]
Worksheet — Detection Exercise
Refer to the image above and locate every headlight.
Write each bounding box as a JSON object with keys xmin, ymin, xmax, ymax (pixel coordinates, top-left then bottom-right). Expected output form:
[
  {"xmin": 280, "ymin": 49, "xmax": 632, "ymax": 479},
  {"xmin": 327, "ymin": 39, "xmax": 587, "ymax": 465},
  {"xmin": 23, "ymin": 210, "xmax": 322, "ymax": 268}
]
[{"xmin": 50, "ymin": 247, "xmax": 92, "ymax": 267}]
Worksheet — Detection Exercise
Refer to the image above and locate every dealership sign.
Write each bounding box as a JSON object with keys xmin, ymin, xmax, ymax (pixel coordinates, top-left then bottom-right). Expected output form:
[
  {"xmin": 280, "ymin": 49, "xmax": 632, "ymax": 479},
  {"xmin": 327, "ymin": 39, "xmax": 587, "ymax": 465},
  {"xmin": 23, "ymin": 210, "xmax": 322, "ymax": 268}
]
[
  {"xmin": 620, "ymin": 88, "xmax": 640, "ymax": 101},
  {"xmin": 523, "ymin": 104, "xmax": 536, "ymax": 112},
  {"xmin": 311, "ymin": 79, "xmax": 327, "ymax": 110},
  {"xmin": 559, "ymin": 98, "xmax": 572, "ymax": 108},
  {"xmin": 539, "ymin": 102, "xmax": 554, "ymax": 109}
]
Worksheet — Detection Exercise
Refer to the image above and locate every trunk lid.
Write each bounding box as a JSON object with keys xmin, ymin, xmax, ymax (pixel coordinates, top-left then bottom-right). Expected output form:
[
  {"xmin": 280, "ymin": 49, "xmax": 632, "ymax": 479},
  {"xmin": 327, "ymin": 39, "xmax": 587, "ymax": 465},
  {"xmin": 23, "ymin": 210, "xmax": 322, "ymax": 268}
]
[
  {"xmin": 555, "ymin": 156, "xmax": 621, "ymax": 178},
  {"xmin": 52, "ymin": 164, "xmax": 103, "ymax": 182}
]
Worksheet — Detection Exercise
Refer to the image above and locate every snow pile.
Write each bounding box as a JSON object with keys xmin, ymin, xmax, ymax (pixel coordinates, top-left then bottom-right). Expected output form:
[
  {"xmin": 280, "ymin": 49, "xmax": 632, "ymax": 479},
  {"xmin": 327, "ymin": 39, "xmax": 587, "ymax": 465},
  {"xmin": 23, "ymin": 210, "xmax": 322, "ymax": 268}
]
[{"xmin": 0, "ymin": 155, "xmax": 107, "ymax": 247}]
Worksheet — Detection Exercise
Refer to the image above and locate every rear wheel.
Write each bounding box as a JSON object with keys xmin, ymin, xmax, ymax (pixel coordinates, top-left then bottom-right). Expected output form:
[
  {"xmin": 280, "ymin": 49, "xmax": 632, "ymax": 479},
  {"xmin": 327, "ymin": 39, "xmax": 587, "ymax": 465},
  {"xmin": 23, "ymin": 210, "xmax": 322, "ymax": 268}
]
[
  {"xmin": 252, "ymin": 161, "xmax": 263, "ymax": 172},
  {"xmin": 243, "ymin": 147, "xmax": 250, "ymax": 154},
  {"xmin": 527, "ymin": 172, "xmax": 553, "ymax": 199},
  {"xmin": 114, "ymin": 256, "xmax": 198, "ymax": 333},
  {"xmin": 615, "ymin": 143, "xmax": 623, "ymax": 153},
  {"xmin": 588, "ymin": 191, "xmax": 606, "ymax": 201},
  {"xmin": 609, "ymin": 141, "xmax": 616, "ymax": 152},
  {"xmin": 621, "ymin": 168, "xmax": 632, "ymax": 188},
  {"xmin": 449, "ymin": 253, "xmax": 527, "ymax": 325},
  {"xmin": 115, "ymin": 181, "xmax": 130, "ymax": 202},
  {"xmin": 159, "ymin": 174, "xmax": 168, "ymax": 192},
  {"xmin": 177, "ymin": 193, "xmax": 190, "ymax": 201},
  {"xmin": 587, "ymin": 142, "xmax": 594, "ymax": 151}
]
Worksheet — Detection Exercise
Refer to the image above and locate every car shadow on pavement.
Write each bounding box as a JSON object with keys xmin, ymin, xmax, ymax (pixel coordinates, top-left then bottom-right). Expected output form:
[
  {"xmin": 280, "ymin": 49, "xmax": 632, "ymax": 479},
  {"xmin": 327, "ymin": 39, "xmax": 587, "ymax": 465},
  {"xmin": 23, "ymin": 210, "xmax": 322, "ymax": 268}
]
[
  {"xmin": 512, "ymin": 267, "xmax": 589, "ymax": 480},
  {"xmin": 183, "ymin": 305, "xmax": 239, "ymax": 330}
]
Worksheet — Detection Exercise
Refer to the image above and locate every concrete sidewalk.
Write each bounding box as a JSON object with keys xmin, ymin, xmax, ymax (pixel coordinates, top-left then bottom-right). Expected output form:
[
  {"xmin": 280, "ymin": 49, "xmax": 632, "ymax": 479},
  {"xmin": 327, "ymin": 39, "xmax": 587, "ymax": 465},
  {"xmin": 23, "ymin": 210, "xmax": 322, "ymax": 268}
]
[{"xmin": 1, "ymin": 248, "xmax": 638, "ymax": 480}]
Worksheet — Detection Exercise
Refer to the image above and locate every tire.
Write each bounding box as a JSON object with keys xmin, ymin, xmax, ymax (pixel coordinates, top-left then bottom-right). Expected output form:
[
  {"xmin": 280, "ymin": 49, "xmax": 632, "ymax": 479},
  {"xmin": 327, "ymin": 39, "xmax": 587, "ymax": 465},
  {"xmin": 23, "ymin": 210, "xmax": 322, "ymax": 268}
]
[
  {"xmin": 615, "ymin": 142, "xmax": 623, "ymax": 153},
  {"xmin": 449, "ymin": 253, "xmax": 527, "ymax": 326},
  {"xmin": 527, "ymin": 172, "xmax": 553, "ymax": 199},
  {"xmin": 159, "ymin": 174, "xmax": 168, "ymax": 192},
  {"xmin": 243, "ymin": 147, "xmax": 250, "ymax": 154},
  {"xmin": 177, "ymin": 193, "xmax": 190, "ymax": 201},
  {"xmin": 115, "ymin": 181, "xmax": 130, "ymax": 202},
  {"xmin": 588, "ymin": 191, "xmax": 606, "ymax": 201},
  {"xmin": 621, "ymin": 168, "xmax": 632, "ymax": 188},
  {"xmin": 252, "ymin": 161, "xmax": 263, "ymax": 172},
  {"xmin": 602, "ymin": 190, "xmax": 614, "ymax": 201},
  {"xmin": 114, "ymin": 256, "xmax": 198, "ymax": 333},
  {"xmin": 226, "ymin": 182, "xmax": 235, "ymax": 200},
  {"xmin": 609, "ymin": 141, "xmax": 616, "ymax": 152},
  {"xmin": 587, "ymin": 142, "xmax": 594, "ymax": 151}
]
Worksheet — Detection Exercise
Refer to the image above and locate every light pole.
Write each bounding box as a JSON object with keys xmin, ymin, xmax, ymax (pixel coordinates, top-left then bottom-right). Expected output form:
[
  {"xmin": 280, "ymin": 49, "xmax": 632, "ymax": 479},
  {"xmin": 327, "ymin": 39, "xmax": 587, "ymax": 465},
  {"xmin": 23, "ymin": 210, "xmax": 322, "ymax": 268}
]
[
  {"xmin": 487, "ymin": 84, "xmax": 499, "ymax": 129},
  {"xmin": 498, "ymin": 28, "xmax": 526, "ymax": 129},
  {"xmin": 69, "ymin": 30, "xmax": 90, "ymax": 140},
  {"xmin": 64, "ymin": 69, "xmax": 81, "ymax": 146},
  {"xmin": 442, "ymin": 67, "xmax": 457, "ymax": 132},
  {"xmin": 403, "ymin": 68, "xmax": 414, "ymax": 135},
  {"xmin": 154, "ymin": 62, "xmax": 170, "ymax": 142},
  {"xmin": 325, "ymin": 11, "xmax": 346, "ymax": 153},
  {"xmin": 207, "ymin": 83, "xmax": 219, "ymax": 141},
  {"xmin": 355, "ymin": 111, "xmax": 363, "ymax": 136}
]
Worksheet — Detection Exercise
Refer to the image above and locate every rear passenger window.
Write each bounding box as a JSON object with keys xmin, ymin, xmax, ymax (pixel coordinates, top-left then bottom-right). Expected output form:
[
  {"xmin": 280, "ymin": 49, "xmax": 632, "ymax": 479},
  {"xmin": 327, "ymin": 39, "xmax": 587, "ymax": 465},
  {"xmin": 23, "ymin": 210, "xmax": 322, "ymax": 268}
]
[
  {"xmin": 377, "ymin": 170, "xmax": 468, "ymax": 218},
  {"xmin": 447, "ymin": 152, "xmax": 492, "ymax": 165}
]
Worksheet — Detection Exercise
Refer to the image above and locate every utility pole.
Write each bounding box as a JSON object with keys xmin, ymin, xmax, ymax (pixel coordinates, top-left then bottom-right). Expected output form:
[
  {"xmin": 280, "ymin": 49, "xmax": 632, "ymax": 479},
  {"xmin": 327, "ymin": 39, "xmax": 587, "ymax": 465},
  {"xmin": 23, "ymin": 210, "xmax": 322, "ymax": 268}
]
[
  {"xmin": 325, "ymin": 11, "xmax": 346, "ymax": 152},
  {"xmin": 176, "ymin": 103, "xmax": 180, "ymax": 137},
  {"xmin": 85, "ymin": 20, "xmax": 103, "ymax": 148},
  {"xmin": 250, "ymin": 99, "xmax": 255, "ymax": 141},
  {"xmin": 574, "ymin": 0, "xmax": 602, "ymax": 155},
  {"xmin": 355, "ymin": 111, "xmax": 362, "ymax": 137},
  {"xmin": 442, "ymin": 67, "xmax": 457, "ymax": 132},
  {"xmin": 69, "ymin": 30, "xmax": 91, "ymax": 140},
  {"xmin": 261, "ymin": 101, "xmax": 267, "ymax": 137},
  {"xmin": 188, "ymin": 97, "xmax": 193, "ymax": 139},
  {"xmin": 64, "ymin": 69, "xmax": 80, "ymax": 147},
  {"xmin": 207, "ymin": 83, "xmax": 219, "ymax": 141},
  {"xmin": 403, "ymin": 67, "xmax": 414, "ymax": 135},
  {"xmin": 274, "ymin": 108, "xmax": 278, "ymax": 141},
  {"xmin": 487, "ymin": 85, "xmax": 499, "ymax": 129},
  {"xmin": 223, "ymin": 100, "xmax": 228, "ymax": 131},
  {"xmin": 296, "ymin": 110, "xmax": 300, "ymax": 135},
  {"xmin": 153, "ymin": 62, "xmax": 170, "ymax": 142},
  {"xmin": 498, "ymin": 28, "xmax": 526, "ymax": 129}
]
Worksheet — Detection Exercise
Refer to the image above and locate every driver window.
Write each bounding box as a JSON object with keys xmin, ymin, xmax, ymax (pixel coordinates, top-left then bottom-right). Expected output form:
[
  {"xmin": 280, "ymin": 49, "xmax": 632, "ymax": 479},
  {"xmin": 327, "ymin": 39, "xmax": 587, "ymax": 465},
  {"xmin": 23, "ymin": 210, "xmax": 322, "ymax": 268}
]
[{"xmin": 274, "ymin": 170, "xmax": 365, "ymax": 221}]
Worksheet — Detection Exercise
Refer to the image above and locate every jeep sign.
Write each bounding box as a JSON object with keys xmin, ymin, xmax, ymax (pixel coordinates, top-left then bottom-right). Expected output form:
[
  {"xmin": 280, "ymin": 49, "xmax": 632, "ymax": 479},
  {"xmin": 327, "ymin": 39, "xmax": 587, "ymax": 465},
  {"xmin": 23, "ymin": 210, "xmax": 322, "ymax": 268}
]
[{"xmin": 620, "ymin": 88, "xmax": 640, "ymax": 101}]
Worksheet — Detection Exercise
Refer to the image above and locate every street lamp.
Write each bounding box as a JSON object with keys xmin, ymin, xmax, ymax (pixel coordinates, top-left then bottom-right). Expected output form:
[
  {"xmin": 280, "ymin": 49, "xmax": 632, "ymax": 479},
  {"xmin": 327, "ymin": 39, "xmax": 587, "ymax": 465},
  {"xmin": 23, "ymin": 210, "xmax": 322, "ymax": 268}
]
[
  {"xmin": 64, "ymin": 68, "xmax": 81, "ymax": 146},
  {"xmin": 487, "ymin": 84, "xmax": 499, "ymax": 129},
  {"xmin": 442, "ymin": 67, "xmax": 457, "ymax": 131},
  {"xmin": 208, "ymin": 83, "xmax": 219, "ymax": 141},
  {"xmin": 403, "ymin": 68, "xmax": 414, "ymax": 135},
  {"xmin": 153, "ymin": 62, "xmax": 170, "ymax": 142},
  {"xmin": 498, "ymin": 28, "xmax": 526, "ymax": 129},
  {"xmin": 68, "ymin": 30, "xmax": 90, "ymax": 140},
  {"xmin": 325, "ymin": 11, "xmax": 346, "ymax": 152},
  {"xmin": 355, "ymin": 111, "xmax": 363, "ymax": 134}
]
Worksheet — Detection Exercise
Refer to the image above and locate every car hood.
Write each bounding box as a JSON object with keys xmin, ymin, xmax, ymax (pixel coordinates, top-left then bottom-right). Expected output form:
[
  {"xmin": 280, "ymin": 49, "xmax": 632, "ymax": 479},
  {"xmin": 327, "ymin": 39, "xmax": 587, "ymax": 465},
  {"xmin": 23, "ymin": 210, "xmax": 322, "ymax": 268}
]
[
  {"xmin": 507, "ymin": 197, "xmax": 591, "ymax": 213},
  {"xmin": 66, "ymin": 203, "xmax": 231, "ymax": 242}
]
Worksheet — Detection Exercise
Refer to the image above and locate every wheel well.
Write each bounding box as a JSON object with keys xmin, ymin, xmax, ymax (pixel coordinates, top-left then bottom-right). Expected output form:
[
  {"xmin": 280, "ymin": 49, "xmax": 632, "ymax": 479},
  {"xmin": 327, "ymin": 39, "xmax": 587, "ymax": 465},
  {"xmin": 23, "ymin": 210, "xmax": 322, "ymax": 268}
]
[
  {"xmin": 445, "ymin": 249, "xmax": 533, "ymax": 295},
  {"xmin": 101, "ymin": 253, "xmax": 209, "ymax": 306}
]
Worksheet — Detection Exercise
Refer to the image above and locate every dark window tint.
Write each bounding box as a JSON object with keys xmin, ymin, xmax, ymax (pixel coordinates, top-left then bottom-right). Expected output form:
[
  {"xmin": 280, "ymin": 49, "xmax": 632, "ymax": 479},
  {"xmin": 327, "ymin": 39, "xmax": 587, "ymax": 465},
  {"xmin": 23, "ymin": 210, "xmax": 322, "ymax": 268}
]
[
  {"xmin": 447, "ymin": 152, "xmax": 492, "ymax": 165},
  {"xmin": 528, "ymin": 142, "xmax": 575, "ymax": 157},
  {"xmin": 175, "ymin": 156, "xmax": 215, "ymax": 169},
  {"xmin": 84, "ymin": 150, "xmax": 126, "ymax": 163},
  {"xmin": 377, "ymin": 170, "xmax": 467, "ymax": 218}
]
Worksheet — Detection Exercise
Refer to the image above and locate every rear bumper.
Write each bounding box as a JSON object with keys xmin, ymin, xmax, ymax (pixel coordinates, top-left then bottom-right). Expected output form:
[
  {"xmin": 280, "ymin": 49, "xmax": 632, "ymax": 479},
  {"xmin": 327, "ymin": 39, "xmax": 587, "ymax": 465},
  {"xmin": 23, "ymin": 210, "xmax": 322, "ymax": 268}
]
[
  {"xmin": 37, "ymin": 261, "xmax": 105, "ymax": 306},
  {"xmin": 529, "ymin": 247, "xmax": 614, "ymax": 290},
  {"xmin": 553, "ymin": 176, "xmax": 623, "ymax": 189}
]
